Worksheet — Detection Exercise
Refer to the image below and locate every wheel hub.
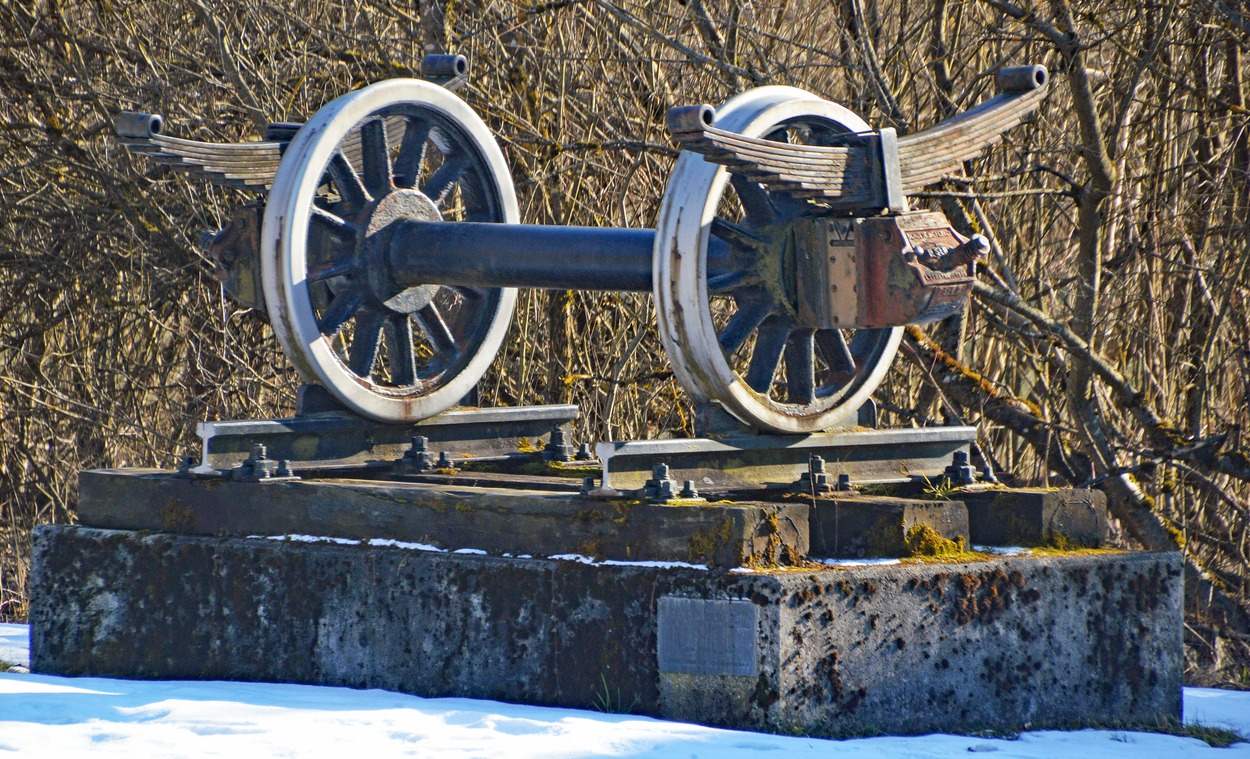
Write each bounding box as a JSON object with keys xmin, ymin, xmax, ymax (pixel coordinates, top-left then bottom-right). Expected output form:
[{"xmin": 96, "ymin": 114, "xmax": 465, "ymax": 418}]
[{"xmin": 363, "ymin": 188, "xmax": 443, "ymax": 314}]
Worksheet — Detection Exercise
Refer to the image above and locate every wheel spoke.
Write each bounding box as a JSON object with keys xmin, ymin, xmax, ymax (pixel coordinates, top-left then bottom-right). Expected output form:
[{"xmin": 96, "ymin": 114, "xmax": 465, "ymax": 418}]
[
  {"xmin": 393, "ymin": 118, "xmax": 431, "ymax": 189},
  {"xmin": 816, "ymin": 329, "xmax": 856, "ymax": 373},
  {"xmin": 730, "ymin": 174, "xmax": 777, "ymax": 225},
  {"xmin": 310, "ymin": 207, "xmax": 357, "ymax": 242},
  {"xmin": 387, "ymin": 315, "xmax": 418, "ymax": 385},
  {"xmin": 414, "ymin": 303, "xmax": 457, "ymax": 354},
  {"xmin": 317, "ymin": 286, "xmax": 365, "ymax": 337},
  {"xmin": 710, "ymin": 216, "xmax": 763, "ymax": 251},
  {"xmin": 848, "ymin": 329, "xmax": 882, "ymax": 355},
  {"xmin": 718, "ymin": 295, "xmax": 773, "ymax": 354},
  {"xmin": 423, "ymin": 155, "xmax": 468, "ymax": 203},
  {"xmin": 327, "ymin": 152, "xmax": 368, "ymax": 211},
  {"xmin": 784, "ymin": 329, "xmax": 816, "ymax": 404},
  {"xmin": 347, "ymin": 307, "xmax": 385, "ymax": 377},
  {"xmin": 745, "ymin": 316, "xmax": 790, "ymax": 393},
  {"xmin": 708, "ymin": 269, "xmax": 759, "ymax": 294},
  {"xmin": 360, "ymin": 118, "xmax": 392, "ymax": 199},
  {"xmin": 455, "ymin": 167, "xmax": 490, "ymax": 218},
  {"xmin": 307, "ymin": 256, "xmax": 358, "ymax": 282}
]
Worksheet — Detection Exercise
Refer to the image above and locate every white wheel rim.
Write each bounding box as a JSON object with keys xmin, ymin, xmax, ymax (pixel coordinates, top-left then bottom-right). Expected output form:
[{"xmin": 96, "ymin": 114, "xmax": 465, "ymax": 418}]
[
  {"xmin": 262, "ymin": 79, "xmax": 518, "ymax": 423},
  {"xmin": 654, "ymin": 86, "xmax": 902, "ymax": 434}
]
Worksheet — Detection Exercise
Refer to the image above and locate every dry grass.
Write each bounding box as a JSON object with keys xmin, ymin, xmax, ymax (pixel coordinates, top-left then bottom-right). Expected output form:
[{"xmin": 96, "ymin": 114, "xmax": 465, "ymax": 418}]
[{"xmin": 1, "ymin": 0, "xmax": 1247, "ymax": 684}]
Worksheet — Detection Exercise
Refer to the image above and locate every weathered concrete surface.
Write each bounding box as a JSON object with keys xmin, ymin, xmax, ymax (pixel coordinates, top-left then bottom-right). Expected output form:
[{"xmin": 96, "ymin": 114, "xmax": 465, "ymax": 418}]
[
  {"xmin": 808, "ymin": 495, "xmax": 969, "ymax": 557},
  {"xmin": 30, "ymin": 525, "xmax": 1182, "ymax": 736},
  {"xmin": 961, "ymin": 488, "xmax": 1110, "ymax": 547},
  {"xmin": 78, "ymin": 469, "xmax": 808, "ymax": 568}
]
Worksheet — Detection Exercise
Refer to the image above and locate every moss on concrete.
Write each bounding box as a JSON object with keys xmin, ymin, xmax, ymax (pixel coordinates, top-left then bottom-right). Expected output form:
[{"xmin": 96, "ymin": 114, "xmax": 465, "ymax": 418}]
[
  {"xmin": 687, "ymin": 517, "xmax": 734, "ymax": 564},
  {"xmin": 904, "ymin": 524, "xmax": 966, "ymax": 557}
]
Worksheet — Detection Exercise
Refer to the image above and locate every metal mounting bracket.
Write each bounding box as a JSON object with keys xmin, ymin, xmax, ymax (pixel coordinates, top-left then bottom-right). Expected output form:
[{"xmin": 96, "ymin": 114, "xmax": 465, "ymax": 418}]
[
  {"xmin": 194, "ymin": 404, "xmax": 579, "ymax": 474},
  {"xmin": 595, "ymin": 426, "xmax": 976, "ymax": 492}
]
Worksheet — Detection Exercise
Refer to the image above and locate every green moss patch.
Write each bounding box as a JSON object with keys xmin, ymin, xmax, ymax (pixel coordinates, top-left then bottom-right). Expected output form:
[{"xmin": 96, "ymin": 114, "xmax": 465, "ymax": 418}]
[{"xmin": 905, "ymin": 524, "xmax": 966, "ymax": 557}]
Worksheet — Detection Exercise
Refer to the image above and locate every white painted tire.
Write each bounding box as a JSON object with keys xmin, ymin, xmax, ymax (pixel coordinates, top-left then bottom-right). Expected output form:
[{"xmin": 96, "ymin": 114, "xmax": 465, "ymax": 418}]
[
  {"xmin": 262, "ymin": 79, "xmax": 518, "ymax": 422},
  {"xmin": 654, "ymin": 86, "xmax": 902, "ymax": 433}
]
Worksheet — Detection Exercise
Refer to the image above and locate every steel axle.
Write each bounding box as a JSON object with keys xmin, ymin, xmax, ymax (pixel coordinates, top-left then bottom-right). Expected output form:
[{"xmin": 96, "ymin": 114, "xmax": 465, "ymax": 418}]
[{"xmin": 387, "ymin": 221, "xmax": 733, "ymax": 293}]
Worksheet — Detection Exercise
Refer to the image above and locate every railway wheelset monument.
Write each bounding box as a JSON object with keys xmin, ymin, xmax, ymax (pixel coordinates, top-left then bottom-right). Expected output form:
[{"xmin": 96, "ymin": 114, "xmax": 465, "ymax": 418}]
[{"xmin": 29, "ymin": 56, "xmax": 1182, "ymax": 736}]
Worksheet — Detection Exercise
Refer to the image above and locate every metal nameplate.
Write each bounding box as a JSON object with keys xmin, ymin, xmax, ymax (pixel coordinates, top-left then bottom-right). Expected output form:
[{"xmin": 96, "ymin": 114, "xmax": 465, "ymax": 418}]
[{"xmin": 658, "ymin": 596, "xmax": 758, "ymax": 677}]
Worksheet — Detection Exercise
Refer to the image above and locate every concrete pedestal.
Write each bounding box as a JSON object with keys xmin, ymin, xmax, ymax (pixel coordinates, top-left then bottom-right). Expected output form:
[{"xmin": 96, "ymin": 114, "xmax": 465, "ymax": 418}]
[{"xmin": 30, "ymin": 524, "xmax": 1183, "ymax": 736}]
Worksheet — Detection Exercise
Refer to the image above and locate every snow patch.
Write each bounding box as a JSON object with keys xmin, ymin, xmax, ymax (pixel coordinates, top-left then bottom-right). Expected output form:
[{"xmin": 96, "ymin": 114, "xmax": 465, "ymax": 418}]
[
  {"xmin": 974, "ymin": 545, "xmax": 1033, "ymax": 557},
  {"xmin": 819, "ymin": 557, "xmax": 902, "ymax": 567},
  {"xmin": 250, "ymin": 534, "xmax": 361, "ymax": 546},
  {"xmin": 546, "ymin": 554, "xmax": 707, "ymax": 570},
  {"xmin": 366, "ymin": 538, "xmax": 446, "ymax": 552},
  {"xmin": 248, "ymin": 535, "xmax": 456, "ymax": 553}
]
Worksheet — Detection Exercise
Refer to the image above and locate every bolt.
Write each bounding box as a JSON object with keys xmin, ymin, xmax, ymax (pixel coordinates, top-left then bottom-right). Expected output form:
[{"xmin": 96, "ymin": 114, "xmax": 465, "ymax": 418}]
[
  {"xmin": 399, "ymin": 436, "xmax": 436, "ymax": 472},
  {"xmin": 967, "ymin": 234, "xmax": 990, "ymax": 259},
  {"xmin": 232, "ymin": 442, "xmax": 279, "ymax": 482},
  {"xmin": 575, "ymin": 443, "xmax": 593, "ymax": 461},
  {"xmin": 795, "ymin": 454, "xmax": 832, "ymax": 493},
  {"xmin": 837, "ymin": 473, "xmax": 853, "ymax": 491},
  {"xmin": 658, "ymin": 479, "xmax": 676, "ymax": 499},
  {"xmin": 276, "ymin": 460, "xmax": 294, "ymax": 478},
  {"xmin": 681, "ymin": 480, "xmax": 699, "ymax": 499},
  {"xmin": 581, "ymin": 476, "xmax": 597, "ymax": 494},
  {"xmin": 545, "ymin": 426, "xmax": 574, "ymax": 462},
  {"xmin": 437, "ymin": 451, "xmax": 454, "ymax": 469},
  {"xmin": 177, "ymin": 455, "xmax": 195, "ymax": 474},
  {"xmin": 643, "ymin": 462, "xmax": 681, "ymax": 502},
  {"xmin": 981, "ymin": 465, "xmax": 999, "ymax": 484},
  {"xmin": 944, "ymin": 450, "xmax": 976, "ymax": 486}
]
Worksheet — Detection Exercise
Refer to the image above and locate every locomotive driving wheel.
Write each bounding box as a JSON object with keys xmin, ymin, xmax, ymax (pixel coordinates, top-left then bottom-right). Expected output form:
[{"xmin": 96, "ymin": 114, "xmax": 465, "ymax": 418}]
[
  {"xmin": 654, "ymin": 87, "xmax": 902, "ymax": 434},
  {"xmin": 261, "ymin": 79, "xmax": 518, "ymax": 422}
]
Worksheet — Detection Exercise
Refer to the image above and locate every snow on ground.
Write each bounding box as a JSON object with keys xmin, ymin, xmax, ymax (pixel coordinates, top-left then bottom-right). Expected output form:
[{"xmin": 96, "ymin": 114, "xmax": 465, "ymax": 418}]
[
  {"xmin": 0, "ymin": 624, "xmax": 25, "ymax": 667},
  {"xmin": 0, "ymin": 623, "xmax": 1246, "ymax": 758}
]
